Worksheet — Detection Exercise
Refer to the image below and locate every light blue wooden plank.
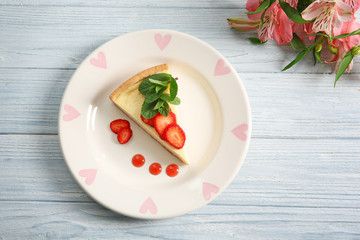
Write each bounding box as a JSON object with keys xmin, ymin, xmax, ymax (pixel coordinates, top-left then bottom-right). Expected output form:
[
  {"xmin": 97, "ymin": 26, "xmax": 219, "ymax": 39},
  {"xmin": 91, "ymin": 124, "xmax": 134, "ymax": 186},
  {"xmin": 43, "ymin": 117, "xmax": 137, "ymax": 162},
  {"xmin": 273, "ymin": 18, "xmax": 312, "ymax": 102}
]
[
  {"xmin": 1, "ymin": 68, "xmax": 359, "ymax": 137},
  {"xmin": 0, "ymin": 0, "xmax": 247, "ymax": 8},
  {"xmin": 0, "ymin": 68, "xmax": 69, "ymax": 134},
  {"xmin": 0, "ymin": 6, "xmax": 359, "ymax": 74},
  {"xmin": 0, "ymin": 201, "xmax": 359, "ymax": 239},
  {"xmin": 1, "ymin": 135, "xmax": 359, "ymax": 207}
]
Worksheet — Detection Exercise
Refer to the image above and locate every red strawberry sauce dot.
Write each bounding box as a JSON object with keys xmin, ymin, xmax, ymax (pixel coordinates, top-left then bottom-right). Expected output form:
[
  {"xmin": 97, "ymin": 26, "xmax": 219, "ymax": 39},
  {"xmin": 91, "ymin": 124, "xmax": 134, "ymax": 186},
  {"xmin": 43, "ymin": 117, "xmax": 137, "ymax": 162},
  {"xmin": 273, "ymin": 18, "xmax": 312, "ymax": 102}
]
[
  {"xmin": 149, "ymin": 163, "xmax": 162, "ymax": 175},
  {"xmin": 166, "ymin": 164, "xmax": 179, "ymax": 177},
  {"xmin": 132, "ymin": 154, "xmax": 145, "ymax": 167}
]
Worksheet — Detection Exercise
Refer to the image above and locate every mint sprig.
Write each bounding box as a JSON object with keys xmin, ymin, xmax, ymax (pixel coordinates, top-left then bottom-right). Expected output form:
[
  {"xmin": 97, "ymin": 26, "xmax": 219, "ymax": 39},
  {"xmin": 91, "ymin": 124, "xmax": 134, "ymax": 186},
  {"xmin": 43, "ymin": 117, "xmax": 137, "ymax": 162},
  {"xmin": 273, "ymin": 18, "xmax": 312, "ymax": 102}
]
[{"xmin": 139, "ymin": 73, "xmax": 181, "ymax": 119}]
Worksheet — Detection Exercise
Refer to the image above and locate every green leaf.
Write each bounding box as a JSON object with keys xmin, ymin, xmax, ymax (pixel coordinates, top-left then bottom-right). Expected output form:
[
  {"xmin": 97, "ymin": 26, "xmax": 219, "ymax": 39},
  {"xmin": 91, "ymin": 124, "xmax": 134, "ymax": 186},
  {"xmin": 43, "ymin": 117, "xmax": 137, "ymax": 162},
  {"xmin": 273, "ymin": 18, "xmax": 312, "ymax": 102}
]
[
  {"xmin": 148, "ymin": 78, "xmax": 169, "ymax": 86},
  {"xmin": 332, "ymin": 28, "xmax": 360, "ymax": 39},
  {"xmin": 334, "ymin": 51, "xmax": 354, "ymax": 87},
  {"xmin": 169, "ymin": 97, "xmax": 181, "ymax": 105},
  {"xmin": 139, "ymin": 73, "xmax": 181, "ymax": 118},
  {"xmin": 283, "ymin": 49, "xmax": 310, "ymax": 71},
  {"xmin": 309, "ymin": 32, "xmax": 330, "ymax": 38},
  {"xmin": 310, "ymin": 29, "xmax": 360, "ymax": 42},
  {"xmin": 155, "ymin": 85, "xmax": 163, "ymax": 93},
  {"xmin": 144, "ymin": 90, "xmax": 165, "ymax": 103},
  {"xmin": 153, "ymin": 99, "xmax": 165, "ymax": 110},
  {"xmin": 169, "ymin": 76, "xmax": 178, "ymax": 100},
  {"xmin": 312, "ymin": 49, "xmax": 317, "ymax": 66},
  {"xmin": 138, "ymin": 78, "xmax": 154, "ymax": 95},
  {"xmin": 160, "ymin": 93, "xmax": 172, "ymax": 102},
  {"xmin": 247, "ymin": 37, "xmax": 267, "ymax": 45},
  {"xmin": 282, "ymin": 38, "xmax": 322, "ymax": 71},
  {"xmin": 279, "ymin": 0, "xmax": 314, "ymax": 23},
  {"xmin": 296, "ymin": 0, "xmax": 313, "ymax": 13},
  {"xmin": 245, "ymin": 0, "xmax": 270, "ymax": 15},
  {"xmin": 313, "ymin": 49, "xmax": 322, "ymax": 65},
  {"xmin": 149, "ymin": 73, "xmax": 171, "ymax": 81},
  {"xmin": 290, "ymin": 33, "xmax": 306, "ymax": 50},
  {"xmin": 158, "ymin": 102, "xmax": 170, "ymax": 117},
  {"xmin": 141, "ymin": 101, "xmax": 158, "ymax": 119}
]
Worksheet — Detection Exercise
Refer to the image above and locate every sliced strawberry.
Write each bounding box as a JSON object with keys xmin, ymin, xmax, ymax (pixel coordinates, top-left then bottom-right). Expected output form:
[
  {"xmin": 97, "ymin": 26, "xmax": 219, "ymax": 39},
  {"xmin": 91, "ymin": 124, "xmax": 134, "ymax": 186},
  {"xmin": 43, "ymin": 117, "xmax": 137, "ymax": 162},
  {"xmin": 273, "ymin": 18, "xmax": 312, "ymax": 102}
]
[
  {"xmin": 163, "ymin": 123, "xmax": 186, "ymax": 149},
  {"xmin": 154, "ymin": 112, "xmax": 177, "ymax": 139},
  {"xmin": 117, "ymin": 127, "xmax": 133, "ymax": 144},
  {"xmin": 141, "ymin": 114, "xmax": 155, "ymax": 127},
  {"xmin": 110, "ymin": 119, "xmax": 130, "ymax": 133}
]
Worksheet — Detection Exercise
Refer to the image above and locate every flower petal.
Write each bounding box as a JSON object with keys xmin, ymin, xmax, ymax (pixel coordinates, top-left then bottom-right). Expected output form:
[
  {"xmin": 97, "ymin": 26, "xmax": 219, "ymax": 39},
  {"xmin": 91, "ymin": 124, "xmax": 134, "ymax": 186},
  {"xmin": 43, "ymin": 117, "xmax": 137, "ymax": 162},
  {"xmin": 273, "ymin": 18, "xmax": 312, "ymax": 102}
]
[
  {"xmin": 302, "ymin": 1, "xmax": 324, "ymax": 20},
  {"xmin": 246, "ymin": 0, "xmax": 263, "ymax": 20}
]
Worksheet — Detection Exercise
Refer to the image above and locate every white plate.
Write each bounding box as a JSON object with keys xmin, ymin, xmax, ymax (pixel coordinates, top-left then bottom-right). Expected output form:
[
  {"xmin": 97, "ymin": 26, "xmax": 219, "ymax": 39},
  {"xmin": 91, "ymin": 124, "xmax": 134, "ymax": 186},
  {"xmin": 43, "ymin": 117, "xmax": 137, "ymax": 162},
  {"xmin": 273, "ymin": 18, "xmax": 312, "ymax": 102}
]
[{"xmin": 59, "ymin": 29, "xmax": 251, "ymax": 219}]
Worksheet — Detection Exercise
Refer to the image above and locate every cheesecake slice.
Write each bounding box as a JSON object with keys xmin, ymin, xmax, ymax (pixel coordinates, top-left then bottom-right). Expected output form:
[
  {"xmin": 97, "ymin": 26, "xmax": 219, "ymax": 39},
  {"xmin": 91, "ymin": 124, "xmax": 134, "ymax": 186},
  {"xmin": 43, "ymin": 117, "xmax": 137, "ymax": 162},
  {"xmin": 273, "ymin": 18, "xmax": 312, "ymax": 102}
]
[{"xmin": 109, "ymin": 63, "xmax": 189, "ymax": 165}]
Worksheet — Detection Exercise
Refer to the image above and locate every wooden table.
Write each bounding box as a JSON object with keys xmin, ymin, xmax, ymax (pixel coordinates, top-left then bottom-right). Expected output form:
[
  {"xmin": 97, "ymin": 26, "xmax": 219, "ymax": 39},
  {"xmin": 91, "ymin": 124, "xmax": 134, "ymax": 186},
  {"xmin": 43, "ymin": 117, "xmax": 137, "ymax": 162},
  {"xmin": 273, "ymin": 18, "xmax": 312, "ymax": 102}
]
[{"xmin": 1, "ymin": 1, "xmax": 359, "ymax": 239}]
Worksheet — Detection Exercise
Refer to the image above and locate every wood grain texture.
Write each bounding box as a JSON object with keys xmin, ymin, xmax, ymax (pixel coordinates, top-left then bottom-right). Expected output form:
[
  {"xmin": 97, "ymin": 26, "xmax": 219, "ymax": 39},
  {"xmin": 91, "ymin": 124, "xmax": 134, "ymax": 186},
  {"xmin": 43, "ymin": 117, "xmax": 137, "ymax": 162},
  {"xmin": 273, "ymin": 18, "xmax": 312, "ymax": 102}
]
[
  {"xmin": 0, "ymin": 0, "xmax": 247, "ymax": 8},
  {"xmin": 0, "ymin": 135, "xmax": 360, "ymax": 238},
  {"xmin": 1, "ymin": 0, "xmax": 360, "ymax": 238},
  {"xmin": 0, "ymin": 6, "xmax": 359, "ymax": 73}
]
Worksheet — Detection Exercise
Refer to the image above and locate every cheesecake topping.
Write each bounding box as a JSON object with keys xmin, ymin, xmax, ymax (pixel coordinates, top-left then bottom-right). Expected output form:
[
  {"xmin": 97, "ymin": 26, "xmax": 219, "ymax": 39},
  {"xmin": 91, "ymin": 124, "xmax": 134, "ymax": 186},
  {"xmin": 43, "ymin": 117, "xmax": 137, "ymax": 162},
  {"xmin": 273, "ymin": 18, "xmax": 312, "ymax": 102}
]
[{"xmin": 138, "ymin": 73, "xmax": 181, "ymax": 119}]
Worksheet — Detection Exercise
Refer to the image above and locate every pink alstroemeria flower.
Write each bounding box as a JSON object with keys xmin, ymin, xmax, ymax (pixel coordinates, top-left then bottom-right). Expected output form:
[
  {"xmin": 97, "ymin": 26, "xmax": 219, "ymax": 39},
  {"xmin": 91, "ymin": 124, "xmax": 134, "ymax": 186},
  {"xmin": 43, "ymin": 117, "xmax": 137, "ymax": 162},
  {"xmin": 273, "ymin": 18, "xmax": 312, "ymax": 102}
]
[
  {"xmin": 246, "ymin": 0, "xmax": 264, "ymax": 21},
  {"xmin": 246, "ymin": 0, "xmax": 297, "ymax": 44},
  {"xmin": 327, "ymin": 18, "xmax": 360, "ymax": 72},
  {"xmin": 293, "ymin": 22, "xmax": 316, "ymax": 41},
  {"xmin": 302, "ymin": 0, "xmax": 353, "ymax": 36},
  {"xmin": 343, "ymin": 0, "xmax": 360, "ymax": 12}
]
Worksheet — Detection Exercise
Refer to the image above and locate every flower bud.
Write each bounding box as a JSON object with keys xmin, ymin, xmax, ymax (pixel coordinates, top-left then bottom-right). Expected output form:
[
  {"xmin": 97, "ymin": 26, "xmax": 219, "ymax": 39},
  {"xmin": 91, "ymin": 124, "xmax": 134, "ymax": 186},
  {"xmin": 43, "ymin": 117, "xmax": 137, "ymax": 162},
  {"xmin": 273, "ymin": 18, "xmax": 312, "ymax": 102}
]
[
  {"xmin": 327, "ymin": 42, "xmax": 338, "ymax": 55},
  {"xmin": 315, "ymin": 42, "xmax": 323, "ymax": 52},
  {"xmin": 351, "ymin": 46, "xmax": 360, "ymax": 57},
  {"xmin": 314, "ymin": 35, "xmax": 323, "ymax": 53}
]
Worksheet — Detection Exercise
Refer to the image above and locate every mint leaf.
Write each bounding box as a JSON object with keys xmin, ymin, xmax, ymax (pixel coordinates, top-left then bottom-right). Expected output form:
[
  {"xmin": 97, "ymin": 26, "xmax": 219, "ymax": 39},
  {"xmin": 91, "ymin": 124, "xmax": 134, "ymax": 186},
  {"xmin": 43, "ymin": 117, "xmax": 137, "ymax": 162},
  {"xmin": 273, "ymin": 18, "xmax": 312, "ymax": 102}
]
[
  {"xmin": 153, "ymin": 99, "xmax": 165, "ymax": 110},
  {"xmin": 169, "ymin": 76, "xmax": 178, "ymax": 100},
  {"xmin": 160, "ymin": 93, "xmax": 172, "ymax": 102},
  {"xmin": 149, "ymin": 78, "xmax": 169, "ymax": 86},
  {"xmin": 141, "ymin": 101, "xmax": 158, "ymax": 119},
  {"xmin": 290, "ymin": 33, "xmax": 306, "ymax": 50},
  {"xmin": 246, "ymin": 0, "xmax": 271, "ymax": 15},
  {"xmin": 334, "ymin": 50, "xmax": 354, "ymax": 86},
  {"xmin": 139, "ymin": 73, "xmax": 170, "ymax": 95},
  {"xmin": 139, "ymin": 73, "xmax": 181, "ymax": 118},
  {"xmin": 138, "ymin": 78, "xmax": 154, "ymax": 95},
  {"xmin": 149, "ymin": 73, "xmax": 171, "ymax": 81},
  {"xmin": 158, "ymin": 102, "xmax": 170, "ymax": 117},
  {"xmin": 145, "ymin": 89, "xmax": 165, "ymax": 103},
  {"xmin": 247, "ymin": 37, "xmax": 267, "ymax": 44},
  {"xmin": 155, "ymin": 85, "xmax": 163, "ymax": 93},
  {"xmin": 279, "ymin": 0, "xmax": 314, "ymax": 23},
  {"xmin": 162, "ymin": 94, "xmax": 181, "ymax": 105},
  {"xmin": 169, "ymin": 97, "xmax": 181, "ymax": 105}
]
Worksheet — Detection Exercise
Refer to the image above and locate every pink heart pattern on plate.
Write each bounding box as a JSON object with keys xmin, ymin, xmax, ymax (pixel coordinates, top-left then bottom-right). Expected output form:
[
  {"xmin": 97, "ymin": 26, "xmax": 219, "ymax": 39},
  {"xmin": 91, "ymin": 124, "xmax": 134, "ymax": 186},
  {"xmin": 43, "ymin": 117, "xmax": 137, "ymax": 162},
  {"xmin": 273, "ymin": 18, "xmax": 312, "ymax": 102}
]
[
  {"xmin": 78, "ymin": 169, "xmax": 97, "ymax": 186},
  {"xmin": 154, "ymin": 33, "xmax": 171, "ymax": 51},
  {"xmin": 90, "ymin": 51, "xmax": 107, "ymax": 69},
  {"xmin": 214, "ymin": 59, "xmax": 230, "ymax": 76},
  {"xmin": 140, "ymin": 197, "xmax": 157, "ymax": 215},
  {"xmin": 202, "ymin": 182, "xmax": 219, "ymax": 201},
  {"xmin": 231, "ymin": 124, "xmax": 248, "ymax": 141},
  {"xmin": 62, "ymin": 104, "xmax": 80, "ymax": 121}
]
